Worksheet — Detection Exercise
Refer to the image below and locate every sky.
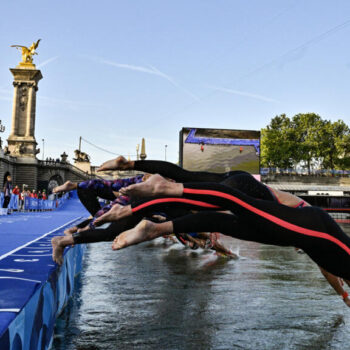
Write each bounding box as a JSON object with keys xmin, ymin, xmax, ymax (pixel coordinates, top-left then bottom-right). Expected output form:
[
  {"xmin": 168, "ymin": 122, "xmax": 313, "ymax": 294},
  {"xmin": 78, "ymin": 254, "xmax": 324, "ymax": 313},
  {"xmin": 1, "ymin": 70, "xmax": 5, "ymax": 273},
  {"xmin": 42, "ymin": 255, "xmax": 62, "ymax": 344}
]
[{"xmin": 0, "ymin": 0, "xmax": 350, "ymax": 165}]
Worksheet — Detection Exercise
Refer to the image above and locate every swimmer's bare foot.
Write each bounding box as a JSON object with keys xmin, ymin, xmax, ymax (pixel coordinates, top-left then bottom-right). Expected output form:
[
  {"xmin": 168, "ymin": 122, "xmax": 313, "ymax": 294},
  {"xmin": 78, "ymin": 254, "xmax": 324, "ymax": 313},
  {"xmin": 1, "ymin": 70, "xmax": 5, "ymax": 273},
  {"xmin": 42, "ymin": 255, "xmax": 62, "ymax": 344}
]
[
  {"xmin": 53, "ymin": 181, "xmax": 77, "ymax": 194},
  {"xmin": 97, "ymin": 156, "xmax": 134, "ymax": 172},
  {"xmin": 113, "ymin": 220, "xmax": 172, "ymax": 250},
  {"xmin": 64, "ymin": 226, "xmax": 78, "ymax": 235},
  {"xmin": 94, "ymin": 204, "xmax": 132, "ymax": 225},
  {"xmin": 51, "ymin": 235, "xmax": 74, "ymax": 265},
  {"xmin": 119, "ymin": 174, "xmax": 183, "ymax": 198},
  {"xmin": 51, "ymin": 237, "xmax": 65, "ymax": 265}
]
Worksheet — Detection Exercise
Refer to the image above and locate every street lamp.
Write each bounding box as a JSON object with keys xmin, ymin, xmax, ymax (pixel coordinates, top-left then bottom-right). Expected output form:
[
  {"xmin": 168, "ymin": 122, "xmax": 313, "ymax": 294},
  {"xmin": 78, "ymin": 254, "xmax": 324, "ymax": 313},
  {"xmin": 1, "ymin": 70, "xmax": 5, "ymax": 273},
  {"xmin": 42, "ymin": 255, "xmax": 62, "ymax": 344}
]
[
  {"xmin": 136, "ymin": 144, "xmax": 140, "ymax": 160},
  {"xmin": 42, "ymin": 138, "xmax": 45, "ymax": 161},
  {"xmin": 165, "ymin": 144, "xmax": 168, "ymax": 161}
]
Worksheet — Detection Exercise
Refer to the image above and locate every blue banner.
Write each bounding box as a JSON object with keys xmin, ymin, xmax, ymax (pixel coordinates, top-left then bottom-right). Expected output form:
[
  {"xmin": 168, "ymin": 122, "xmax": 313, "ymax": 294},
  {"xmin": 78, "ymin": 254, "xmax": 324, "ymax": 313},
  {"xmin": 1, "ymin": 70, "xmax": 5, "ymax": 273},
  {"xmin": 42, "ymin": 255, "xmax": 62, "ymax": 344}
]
[
  {"xmin": 23, "ymin": 193, "xmax": 69, "ymax": 211},
  {"xmin": 1, "ymin": 193, "xmax": 70, "ymax": 211}
]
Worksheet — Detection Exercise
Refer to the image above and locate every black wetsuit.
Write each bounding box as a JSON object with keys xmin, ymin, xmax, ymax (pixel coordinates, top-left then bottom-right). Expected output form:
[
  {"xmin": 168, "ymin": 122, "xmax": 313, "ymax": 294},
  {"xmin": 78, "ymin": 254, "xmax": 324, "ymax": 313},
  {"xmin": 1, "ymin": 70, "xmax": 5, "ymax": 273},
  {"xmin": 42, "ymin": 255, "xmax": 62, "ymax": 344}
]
[
  {"xmin": 133, "ymin": 160, "xmax": 274, "ymax": 201},
  {"xmin": 128, "ymin": 182, "xmax": 350, "ymax": 280},
  {"xmin": 72, "ymin": 161, "xmax": 273, "ymax": 244}
]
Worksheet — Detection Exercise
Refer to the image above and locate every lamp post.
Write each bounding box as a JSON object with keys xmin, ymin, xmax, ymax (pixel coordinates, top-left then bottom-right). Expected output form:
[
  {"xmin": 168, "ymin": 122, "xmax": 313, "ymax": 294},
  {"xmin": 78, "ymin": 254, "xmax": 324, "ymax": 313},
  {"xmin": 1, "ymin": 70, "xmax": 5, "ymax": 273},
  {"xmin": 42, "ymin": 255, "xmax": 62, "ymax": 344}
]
[
  {"xmin": 42, "ymin": 138, "xmax": 45, "ymax": 161},
  {"xmin": 0, "ymin": 120, "xmax": 5, "ymax": 149},
  {"xmin": 165, "ymin": 144, "xmax": 168, "ymax": 161},
  {"xmin": 136, "ymin": 144, "xmax": 140, "ymax": 160}
]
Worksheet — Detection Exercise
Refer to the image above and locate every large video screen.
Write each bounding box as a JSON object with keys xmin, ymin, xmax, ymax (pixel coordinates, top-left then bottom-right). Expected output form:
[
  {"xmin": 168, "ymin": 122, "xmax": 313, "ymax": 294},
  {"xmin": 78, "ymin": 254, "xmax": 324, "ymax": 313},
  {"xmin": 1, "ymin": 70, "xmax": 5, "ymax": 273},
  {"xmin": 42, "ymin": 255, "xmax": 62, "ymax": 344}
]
[{"xmin": 179, "ymin": 127, "xmax": 260, "ymax": 174}]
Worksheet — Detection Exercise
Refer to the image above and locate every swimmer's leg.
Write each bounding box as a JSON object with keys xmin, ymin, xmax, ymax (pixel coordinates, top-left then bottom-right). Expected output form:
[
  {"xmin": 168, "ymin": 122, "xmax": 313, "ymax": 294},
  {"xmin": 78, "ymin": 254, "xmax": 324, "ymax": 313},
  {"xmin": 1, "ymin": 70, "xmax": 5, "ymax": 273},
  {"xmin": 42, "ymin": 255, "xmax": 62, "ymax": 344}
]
[
  {"xmin": 94, "ymin": 204, "xmax": 132, "ymax": 225},
  {"xmin": 113, "ymin": 212, "xmax": 242, "ymax": 250},
  {"xmin": 72, "ymin": 216, "xmax": 143, "ymax": 244},
  {"xmin": 120, "ymin": 174, "xmax": 183, "ymax": 197},
  {"xmin": 97, "ymin": 157, "xmax": 242, "ymax": 182},
  {"xmin": 64, "ymin": 218, "xmax": 93, "ymax": 235},
  {"xmin": 113, "ymin": 220, "xmax": 173, "ymax": 250},
  {"xmin": 97, "ymin": 156, "xmax": 133, "ymax": 172}
]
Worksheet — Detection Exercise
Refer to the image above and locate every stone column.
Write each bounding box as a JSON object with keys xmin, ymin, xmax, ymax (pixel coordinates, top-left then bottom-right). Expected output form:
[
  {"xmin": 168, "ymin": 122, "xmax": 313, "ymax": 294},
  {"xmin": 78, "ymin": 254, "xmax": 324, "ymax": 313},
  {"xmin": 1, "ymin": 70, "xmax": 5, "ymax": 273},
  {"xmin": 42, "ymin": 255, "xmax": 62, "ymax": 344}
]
[
  {"xmin": 25, "ymin": 84, "xmax": 34, "ymax": 137},
  {"xmin": 10, "ymin": 83, "xmax": 19, "ymax": 136},
  {"xmin": 7, "ymin": 68, "xmax": 43, "ymax": 158}
]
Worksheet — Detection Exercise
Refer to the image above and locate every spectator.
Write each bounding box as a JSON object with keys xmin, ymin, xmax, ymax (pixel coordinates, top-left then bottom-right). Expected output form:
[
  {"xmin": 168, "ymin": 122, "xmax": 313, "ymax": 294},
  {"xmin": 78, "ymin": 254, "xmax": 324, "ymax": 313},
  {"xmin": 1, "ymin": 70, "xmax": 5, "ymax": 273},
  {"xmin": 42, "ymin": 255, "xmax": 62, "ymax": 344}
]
[
  {"xmin": 21, "ymin": 189, "xmax": 28, "ymax": 210},
  {"xmin": 31, "ymin": 190, "xmax": 38, "ymax": 199},
  {"xmin": 38, "ymin": 190, "xmax": 43, "ymax": 200},
  {"xmin": 12, "ymin": 185, "xmax": 20, "ymax": 196},
  {"xmin": 42, "ymin": 190, "xmax": 47, "ymax": 200},
  {"xmin": 2, "ymin": 175, "xmax": 12, "ymax": 208},
  {"xmin": 12, "ymin": 185, "xmax": 20, "ymax": 210}
]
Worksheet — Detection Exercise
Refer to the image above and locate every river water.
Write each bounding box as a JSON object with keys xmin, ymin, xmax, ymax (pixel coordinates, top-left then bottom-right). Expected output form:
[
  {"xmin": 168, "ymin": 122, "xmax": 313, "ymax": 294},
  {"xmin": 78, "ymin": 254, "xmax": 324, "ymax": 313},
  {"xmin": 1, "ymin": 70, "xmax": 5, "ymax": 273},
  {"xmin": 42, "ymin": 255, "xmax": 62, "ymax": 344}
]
[{"xmin": 52, "ymin": 224, "xmax": 350, "ymax": 350}]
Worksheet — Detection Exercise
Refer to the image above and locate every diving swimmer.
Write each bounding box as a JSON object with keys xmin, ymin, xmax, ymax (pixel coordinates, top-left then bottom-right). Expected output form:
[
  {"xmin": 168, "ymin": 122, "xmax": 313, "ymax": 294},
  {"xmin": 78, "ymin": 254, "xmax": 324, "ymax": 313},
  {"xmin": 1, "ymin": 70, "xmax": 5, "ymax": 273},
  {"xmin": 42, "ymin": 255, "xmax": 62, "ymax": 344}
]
[{"xmin": 95, "ymin": 173, "xmax": 350, "ymax": 305}]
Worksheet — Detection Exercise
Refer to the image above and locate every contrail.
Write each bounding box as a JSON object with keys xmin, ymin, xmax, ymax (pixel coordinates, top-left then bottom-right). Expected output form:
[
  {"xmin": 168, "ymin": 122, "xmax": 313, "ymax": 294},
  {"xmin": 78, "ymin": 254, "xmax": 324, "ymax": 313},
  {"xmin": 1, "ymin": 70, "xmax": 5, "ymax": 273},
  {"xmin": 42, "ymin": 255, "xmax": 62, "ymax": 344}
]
[
  {"xmin": 99, "ymin": 59, "xmax": 199, "ymax": 101},
  {"xmin": 207, "ymin": 85, "xmax": 279, "ymax": 103},
  {"xmin": 147, "ymin": 64, "xmax": 200, "ymax": 101},
  {"xmin": 36, "ymin": 56, "xmax": 58, "ymax": 69}
]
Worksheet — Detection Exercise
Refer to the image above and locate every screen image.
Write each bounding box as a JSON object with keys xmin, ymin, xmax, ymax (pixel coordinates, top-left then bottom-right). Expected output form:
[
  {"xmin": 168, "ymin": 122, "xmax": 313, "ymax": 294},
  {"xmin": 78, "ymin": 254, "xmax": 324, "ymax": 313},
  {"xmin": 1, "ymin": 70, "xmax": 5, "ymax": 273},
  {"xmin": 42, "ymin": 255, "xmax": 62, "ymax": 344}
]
[{"xmin": 179, "ymin": 127, "xmax": 260, "ymax": 174}]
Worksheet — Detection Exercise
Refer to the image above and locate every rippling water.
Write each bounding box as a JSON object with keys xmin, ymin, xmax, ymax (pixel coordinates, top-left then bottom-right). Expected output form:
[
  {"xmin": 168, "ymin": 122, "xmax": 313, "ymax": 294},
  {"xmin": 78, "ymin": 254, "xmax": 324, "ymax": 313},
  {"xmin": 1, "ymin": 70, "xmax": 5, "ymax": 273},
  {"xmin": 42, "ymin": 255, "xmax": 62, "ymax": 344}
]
[{"xmin": 53, "ymin": 225, "xmax": 350, "ymax": 350}]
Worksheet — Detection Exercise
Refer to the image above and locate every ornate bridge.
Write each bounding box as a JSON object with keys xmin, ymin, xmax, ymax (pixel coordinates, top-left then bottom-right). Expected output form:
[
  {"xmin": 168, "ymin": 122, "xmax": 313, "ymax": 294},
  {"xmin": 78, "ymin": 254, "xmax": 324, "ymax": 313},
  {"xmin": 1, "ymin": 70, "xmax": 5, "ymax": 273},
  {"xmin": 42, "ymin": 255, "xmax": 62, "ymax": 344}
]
[{"xmin": 0, "ymin": 151, "xmax": 91, "ymax": 192}]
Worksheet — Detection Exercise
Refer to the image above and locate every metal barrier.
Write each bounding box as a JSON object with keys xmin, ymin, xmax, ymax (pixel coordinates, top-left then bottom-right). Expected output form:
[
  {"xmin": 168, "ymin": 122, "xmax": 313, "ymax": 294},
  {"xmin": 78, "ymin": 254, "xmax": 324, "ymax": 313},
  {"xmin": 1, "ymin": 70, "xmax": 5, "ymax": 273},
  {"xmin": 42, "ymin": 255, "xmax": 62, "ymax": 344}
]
[{"xmin": 0, "ymin": 192, "xmax": 69, "ymax": 212}]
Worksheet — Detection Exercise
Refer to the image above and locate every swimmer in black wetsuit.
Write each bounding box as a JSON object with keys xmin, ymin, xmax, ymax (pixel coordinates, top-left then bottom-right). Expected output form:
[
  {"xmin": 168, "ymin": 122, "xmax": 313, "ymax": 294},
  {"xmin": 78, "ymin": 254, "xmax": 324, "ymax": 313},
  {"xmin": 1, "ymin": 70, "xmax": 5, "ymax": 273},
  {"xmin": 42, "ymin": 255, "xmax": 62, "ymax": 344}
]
[
  {"xmin": 98, "ymin": 156, "xmax": 310, "ymax": 207},
  {"xmin": 51, "ymin": 157, "xmax": 349, "ymax": 304},
  {"xmin": 94, "ymin": 174, "xmax": 350, "ymax": 305},
  {"xmin": 52, "ymin": 158, "xmax": 272, "ymax": 264}
]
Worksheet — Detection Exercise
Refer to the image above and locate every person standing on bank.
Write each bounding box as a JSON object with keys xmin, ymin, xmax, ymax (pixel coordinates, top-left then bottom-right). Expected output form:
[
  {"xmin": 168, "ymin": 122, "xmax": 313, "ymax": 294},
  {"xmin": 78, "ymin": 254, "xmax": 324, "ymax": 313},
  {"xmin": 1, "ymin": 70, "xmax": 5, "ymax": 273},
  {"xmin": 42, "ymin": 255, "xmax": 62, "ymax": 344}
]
[{"xmin": 2, "ymin": 175, "xmax": 12, "ymax": 208}]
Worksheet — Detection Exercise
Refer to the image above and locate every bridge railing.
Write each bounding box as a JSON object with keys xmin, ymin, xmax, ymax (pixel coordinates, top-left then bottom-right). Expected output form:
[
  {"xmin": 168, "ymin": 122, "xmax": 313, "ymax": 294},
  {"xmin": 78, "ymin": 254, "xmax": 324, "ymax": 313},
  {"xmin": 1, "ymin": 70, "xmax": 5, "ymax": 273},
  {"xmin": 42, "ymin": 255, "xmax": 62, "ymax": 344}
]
[
  {"xmin": 38, "ymin": 160, "xmax": 103, "ymax": 179},
  {"xmin": 261, "ymin": 168, "xmax": 350, "ymax": 177}
]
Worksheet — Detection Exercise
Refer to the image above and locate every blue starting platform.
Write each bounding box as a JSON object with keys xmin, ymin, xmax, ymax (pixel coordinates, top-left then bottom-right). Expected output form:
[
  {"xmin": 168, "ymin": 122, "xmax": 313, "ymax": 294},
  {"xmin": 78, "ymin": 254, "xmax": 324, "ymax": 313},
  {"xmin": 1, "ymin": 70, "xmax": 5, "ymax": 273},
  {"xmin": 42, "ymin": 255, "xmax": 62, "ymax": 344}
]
[{"xmin": 0, "ymin": 195, "xmax": 89, "ymax": 350}]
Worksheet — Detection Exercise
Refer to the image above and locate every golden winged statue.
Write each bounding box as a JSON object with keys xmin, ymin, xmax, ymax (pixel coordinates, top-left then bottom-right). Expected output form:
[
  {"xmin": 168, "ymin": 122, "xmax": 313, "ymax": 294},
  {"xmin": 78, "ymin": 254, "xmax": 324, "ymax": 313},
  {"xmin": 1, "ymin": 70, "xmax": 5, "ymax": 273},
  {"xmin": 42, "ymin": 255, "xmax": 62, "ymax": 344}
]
[{"xmin": 11, "ymin": 39, "xmax": 41, "ymax": 66}]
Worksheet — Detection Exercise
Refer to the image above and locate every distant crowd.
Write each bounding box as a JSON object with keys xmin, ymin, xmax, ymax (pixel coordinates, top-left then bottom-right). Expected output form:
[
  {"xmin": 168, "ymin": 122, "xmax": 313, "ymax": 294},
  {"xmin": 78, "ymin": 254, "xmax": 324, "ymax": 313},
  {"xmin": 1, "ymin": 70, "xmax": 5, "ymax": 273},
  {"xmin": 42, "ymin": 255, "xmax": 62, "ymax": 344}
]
[{"xmin": 2, "ymin": 175, "xmax": 48, "ymax": 209}]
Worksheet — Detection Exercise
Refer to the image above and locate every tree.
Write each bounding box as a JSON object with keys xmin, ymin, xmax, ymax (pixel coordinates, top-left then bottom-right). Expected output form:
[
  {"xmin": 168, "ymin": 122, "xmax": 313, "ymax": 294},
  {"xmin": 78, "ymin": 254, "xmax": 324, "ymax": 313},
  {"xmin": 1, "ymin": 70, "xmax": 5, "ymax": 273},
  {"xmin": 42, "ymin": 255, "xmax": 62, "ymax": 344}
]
[
  {"xmin": 261, "ymin": 114, "xmax": 350, "ymax": 173},
  {"xmin": 291, "ymin": 113, "xmax": 323, "ymax": 174},
  {"xmin": 318, "ymin": 119, "xmax": 350, "ymax": 172},
  {"xmin": 261, "ymin": 114, "xmax": 296, "ymax": 170}
]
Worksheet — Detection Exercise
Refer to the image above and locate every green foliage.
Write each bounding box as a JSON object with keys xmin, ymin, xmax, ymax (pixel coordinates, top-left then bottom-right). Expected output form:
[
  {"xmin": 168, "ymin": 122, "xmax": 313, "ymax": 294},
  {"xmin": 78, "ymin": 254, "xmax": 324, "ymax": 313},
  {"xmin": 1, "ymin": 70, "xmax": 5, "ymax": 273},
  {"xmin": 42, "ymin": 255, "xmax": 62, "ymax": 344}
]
[
  {"xmin": 261, "ymin": 114, "xmax": 350, "ymax": 172},
  {"xmin": 261, "ymin": 114, "xmax": 294, "ymax": 170}
]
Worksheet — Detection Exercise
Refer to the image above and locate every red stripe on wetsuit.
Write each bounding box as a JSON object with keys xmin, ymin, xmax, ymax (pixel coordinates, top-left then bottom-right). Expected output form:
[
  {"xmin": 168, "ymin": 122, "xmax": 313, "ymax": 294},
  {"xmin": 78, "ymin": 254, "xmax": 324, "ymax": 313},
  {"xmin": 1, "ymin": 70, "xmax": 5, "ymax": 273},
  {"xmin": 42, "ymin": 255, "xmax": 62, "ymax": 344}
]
[
  {"xmin": 132, "ymin": 197, "xmax": 219, "ymax": 213},
  {"xmin": 182, "ymin": 188, "xmax": 350, "ymax": 256}
]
